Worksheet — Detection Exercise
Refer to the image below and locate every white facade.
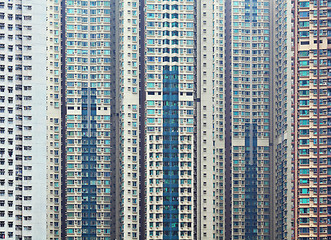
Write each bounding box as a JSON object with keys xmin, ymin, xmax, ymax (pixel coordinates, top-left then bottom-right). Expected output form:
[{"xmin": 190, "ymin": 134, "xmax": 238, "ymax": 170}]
[
  {"xmin": 0, "ymin": 0, "xmax": 46, "ymax": 239},
  {"xmin": 115, "ymin": 1, "xmax": 141, "ymax": 239},
  {"xmin": 196, "ymin": 1, "xmax": 225, "ymax": 239}
]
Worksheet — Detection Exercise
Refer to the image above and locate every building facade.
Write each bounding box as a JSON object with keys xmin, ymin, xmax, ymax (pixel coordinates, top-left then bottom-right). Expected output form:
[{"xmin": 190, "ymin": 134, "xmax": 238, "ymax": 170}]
[
  {"xmin": 227, "ymin": 0, "xmax": 272, "ymax": 238},
  {"xmin": 292, "ymin": 0, "xmax": 331, "ymax": 239},
  {"xmin": 44, "ymin": 0, "xmax": 296, "ymax": 239},
  {"xmin": 273, "ymin": 0, "xmax": 292, "ymax": 239},
  {"xmin": 115, "ymin": 0, "xmax": 200, "ymax": 239},
  {"xmin": 46, "ymin": 0, "xmax": 63, "ymax": 238},
  {"xmin": 142, "ymin": 1, "xmax": 196, "ymax": 239},
  {"xmin": 0, "ymin": 0, "xmax": 314, "ymax": 239},
  {"xmin": 114, "ymin": 1, "xmax": 141, "ymax": 239},
  {"xmin": 196, "ymin": 0, "xmax": 225, "ymax": 239},
  {"xmin": 0, "ymin": 0, "xmax": 47, "ymax": 239},
  {"xmin": 64, "ymin": 1, "xmax": 113, "ymax": 239},
  {"xmin": 114, "ymin": 0, "xmax": 292, "ymax": 240},
  {"xmin": 46, "ymin": 0, "xmax": 115, "ymax": 239}
]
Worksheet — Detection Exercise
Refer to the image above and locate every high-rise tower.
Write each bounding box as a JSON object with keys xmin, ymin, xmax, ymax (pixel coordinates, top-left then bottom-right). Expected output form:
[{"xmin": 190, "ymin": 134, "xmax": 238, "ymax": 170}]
[
  {"xmin": 46, "ymin": 0, "xmax": 63, "ymax": 238},
  {"xmin": 45, "ymin": 0, "xmax": 295, "ymax": 239},
  {"xmin": 273, "ymin": 0, "xmax": 293, "ymax": 239},
  {"xmin": 292, "ymin": 0, "xmax": 331, "ymax": 239},
  {"xmin": 225, "ymin": 0, "xmax": 273, "ymax": 238},
  {"xmin": 46, "ymin": 0, "xmax": 115, "ymax": 239},
  {"xmin": 0, "ymin": 0, "xmax": 47, "ymax": 239},
  {"xmin": 114, "ymin": 0, "xmax": 293, "ymax": 239},
  {"xmin": 196, "ymin": 0, "xmax": 226, "ymax": 239},
  {"xmin": 114, "ymin": 0, "xmax": 141, "ymax": 238},
  {"xmin": 63, "ymin": 1, "xmax": 113, "ymax": 239},
  {"xmin": 115, "ymin": 0, "xmax": 197, "ymax": 239}
]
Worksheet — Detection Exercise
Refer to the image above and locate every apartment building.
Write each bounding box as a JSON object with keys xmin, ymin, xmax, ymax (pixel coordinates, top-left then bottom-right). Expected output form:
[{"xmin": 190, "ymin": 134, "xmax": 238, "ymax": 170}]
[
  {"xmin": 196, "ymin": 0, "xmax": 225, "ymax": 239},
  {"xmin": 114, "ymin": 1, "xmax": 141, "ymax": 238},
  {"xmin": 64, "ymin": 1, "xmax": 113, "ymax": 239},
  {"xmin": 46, "ymin": 0, "xmax": 114, "ymax": 239},
  {"xmin": 46, "ymin": 0, "xmax": 62, "ymax": 239},
  {"xmin": 0, "ymin": 0, "xmax": 47, "ymax": 239},
  {"xmin": 114, "ymin": 0, "xmax": 292, "ymax": 239},
  {"xmin": 225, "ymin": 0, "xmax": 273, "ymax": 238},
  {"xmin": 273, "ymin": 0, "xmax": 292, "ymax": 239},
  {"xmin": 44, "ymin": 0, "xmax": 296, "ymax": 239},
  {"xmin": 115, "ymin": 0, "xmax": 197, "ymax": 239},
  {"xmin": 292, "ymin": 0, "xmax": 331, "ymax": 239}
]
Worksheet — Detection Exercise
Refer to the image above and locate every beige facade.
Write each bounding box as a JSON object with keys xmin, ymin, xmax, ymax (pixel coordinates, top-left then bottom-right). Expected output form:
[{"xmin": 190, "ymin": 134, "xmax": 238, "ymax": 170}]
[
  {"xmin": 46, "ymin": 0, "xmax": 62, "ymax": 239},
  {"xmin": 293, "ymin": 0, "xmax": 331, "ymax": 239}
]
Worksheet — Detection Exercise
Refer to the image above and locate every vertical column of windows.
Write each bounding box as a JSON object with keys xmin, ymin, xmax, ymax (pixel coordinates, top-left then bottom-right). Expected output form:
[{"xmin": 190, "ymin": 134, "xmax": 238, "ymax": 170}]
[
  {"xmin": 65, "ymin": 1, "xmax": 82, "ymax": 238},
  {"xmin": 144, "ymin": 2, "xmax": 164, "ymax": 239},
  {"xmin": 117, "ymin": 0, "xmax": 140, "ymax": 239},
  {"xmin": 93, "ymin": 2, "xmax": 112, "ymax": 239},
  {"xmin": 231, "ymin": 0, "xmax": 271, "ymax": 239},
  {"xmin": 46, "ymin": 0, "xmax": 62, "ymax": 239},
  {"xmin": 273, "ymin": 0, "xmax": 292, "ymax": 239},
  {"xmin": 144, "ymin": 1, "xmax": 195, "ymax": 239},
  {"xmin": 0, "ymin": 2, "xmax": 18, "ymax": 239},
  {"xmin": 198, "ymin": 1, "xmax": 225, "ymax": 239}
]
